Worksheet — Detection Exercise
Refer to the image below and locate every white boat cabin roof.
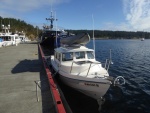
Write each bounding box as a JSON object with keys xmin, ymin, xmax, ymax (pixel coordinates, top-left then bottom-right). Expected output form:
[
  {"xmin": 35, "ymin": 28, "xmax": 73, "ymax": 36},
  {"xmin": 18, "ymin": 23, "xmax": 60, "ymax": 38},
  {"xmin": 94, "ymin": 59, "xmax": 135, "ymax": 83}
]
[{"xmin": 55, "ymin": 46, "xmax": 94, "ymax": 53}]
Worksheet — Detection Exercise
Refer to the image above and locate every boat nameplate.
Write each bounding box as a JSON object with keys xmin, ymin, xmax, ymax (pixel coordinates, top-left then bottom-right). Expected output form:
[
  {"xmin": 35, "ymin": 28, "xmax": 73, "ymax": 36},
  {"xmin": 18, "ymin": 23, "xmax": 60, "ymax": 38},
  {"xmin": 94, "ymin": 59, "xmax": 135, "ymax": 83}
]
[{"xmin": 79, "ymin": 82, "xmax": 99, "ymax": 87}]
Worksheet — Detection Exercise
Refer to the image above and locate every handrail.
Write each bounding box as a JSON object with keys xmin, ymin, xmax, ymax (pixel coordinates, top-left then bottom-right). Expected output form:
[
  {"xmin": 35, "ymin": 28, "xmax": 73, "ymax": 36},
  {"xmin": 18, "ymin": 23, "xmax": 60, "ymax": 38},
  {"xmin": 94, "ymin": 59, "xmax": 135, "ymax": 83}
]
[
  {"xmin": 104, "ymin": 49, "xmax": 114, "ymax": 71},
  {"xmin": 86, "ymin": 63, "xmax": 92, "ymax": 76},
  {"xmin": 104, "ymin": 59, "xmax": 108, "ymax": 69},
  {"xmin": 70, "ymin": 61, "xmax": 101, "ymax": 77},
  {"xmin": 70, "ymin": 61, "xmax": 74, "ymax": 73}
]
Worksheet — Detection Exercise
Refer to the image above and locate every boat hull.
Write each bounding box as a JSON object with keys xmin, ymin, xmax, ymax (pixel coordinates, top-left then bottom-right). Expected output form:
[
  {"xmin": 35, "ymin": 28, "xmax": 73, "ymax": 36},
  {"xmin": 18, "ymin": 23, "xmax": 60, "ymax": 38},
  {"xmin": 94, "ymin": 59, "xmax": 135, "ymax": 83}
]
[
  {"xmin": 40, "ymin": 36, "xmax": 55, "ymax": 48},
  {"xmin": 59, "ymin": 74, "xmax": 110, "ymax": 99},
  {"xmin": 0, "ymin": 42, "xmax": 3, "ymax": 47},
  {"xmin": 39, "ymin": 30, "xmax": 58, "ymax": 48},
  {"xmin": 51, "ymin": 52, "xmax": 111, "ymax": 100},
  {"xmin": 2, "ymin": 41, "xmax": 15, "ymax": 46}
]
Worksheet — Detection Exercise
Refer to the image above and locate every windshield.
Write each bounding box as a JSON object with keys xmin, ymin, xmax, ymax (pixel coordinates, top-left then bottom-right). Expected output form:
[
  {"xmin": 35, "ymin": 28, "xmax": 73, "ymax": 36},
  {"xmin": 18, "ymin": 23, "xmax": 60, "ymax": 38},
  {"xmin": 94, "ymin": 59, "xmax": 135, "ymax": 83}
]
[
  {"xmin": 75, "ymin": 52, "xmax": 85, "ymax": 59},
  {"xmin": 62, "ymin": 52, "xmax": 73, "ymax": 61},
  {"xmin": 1, "ymin": 36, "xmax": 11, "ymax": 41},
  {"xmin": 87, "ymin": 51, "xmax": 94, "ymax": 59}
]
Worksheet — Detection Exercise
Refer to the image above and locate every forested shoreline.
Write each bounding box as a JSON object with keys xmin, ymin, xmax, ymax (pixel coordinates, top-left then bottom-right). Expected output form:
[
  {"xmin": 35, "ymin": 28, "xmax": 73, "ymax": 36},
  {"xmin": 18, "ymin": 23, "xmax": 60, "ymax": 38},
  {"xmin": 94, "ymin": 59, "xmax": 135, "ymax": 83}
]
[
  {"xmin": 0, "ymin": 17, "xmax": 39, "ymax": 40},
  {"xmin": 1, "ymin": 17, "xmax": 150, "ymax": 40},
  {"xmin": 66, "ymin": 30, "xmax": 150, "ymax": 39}
]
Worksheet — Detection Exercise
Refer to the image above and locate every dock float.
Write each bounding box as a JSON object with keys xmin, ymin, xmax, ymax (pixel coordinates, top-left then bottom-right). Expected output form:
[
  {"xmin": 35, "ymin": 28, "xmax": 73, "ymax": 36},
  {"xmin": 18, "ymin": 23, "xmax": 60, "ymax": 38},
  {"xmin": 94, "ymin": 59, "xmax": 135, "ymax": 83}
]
[{"xmin": 0, "ymin": 42, "xmax": 69, "ymax": 113}]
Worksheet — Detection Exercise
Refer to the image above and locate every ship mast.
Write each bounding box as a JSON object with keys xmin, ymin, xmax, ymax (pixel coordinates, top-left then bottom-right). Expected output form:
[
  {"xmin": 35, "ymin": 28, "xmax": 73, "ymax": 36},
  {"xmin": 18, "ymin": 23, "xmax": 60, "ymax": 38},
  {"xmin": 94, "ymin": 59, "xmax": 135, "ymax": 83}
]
[
  {"xmin": 1, "ymin": 19, "xmax": 10, "ymax": 33},
  {"xmin": 46, "ymin": 11, "xmax": 55, "ymax": 29}
]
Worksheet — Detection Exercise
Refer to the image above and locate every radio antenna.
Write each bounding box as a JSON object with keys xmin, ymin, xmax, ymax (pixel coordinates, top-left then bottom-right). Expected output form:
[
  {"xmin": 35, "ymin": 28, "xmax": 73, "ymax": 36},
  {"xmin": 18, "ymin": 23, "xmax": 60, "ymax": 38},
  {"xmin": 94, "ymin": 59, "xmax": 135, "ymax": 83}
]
[{"xmin": 92, "ymin": 14, "xmax": 95, "ymax": 57}]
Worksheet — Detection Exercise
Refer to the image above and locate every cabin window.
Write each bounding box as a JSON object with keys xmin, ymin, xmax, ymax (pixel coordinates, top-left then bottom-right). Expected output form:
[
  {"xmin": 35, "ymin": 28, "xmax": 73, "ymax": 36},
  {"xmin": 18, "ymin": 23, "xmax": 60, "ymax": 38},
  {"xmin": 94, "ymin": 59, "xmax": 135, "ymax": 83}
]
[
  {"xmin": 62, "ymin": 52, "xmax": 73, "ymax": 61},
  {"xmin": 55, "ymin": 52, "xmax": 58, "ymax": 59},
  {"xmin": 87, "ymin": 51, "xmax": 94, "ymax": 59},
  {"xmin": 55, "ymin": 52, "xmax": 61, "ymax": 61},
  {"xmin": 54, "ymin": 52, "xmax": 57, "ymax": 59},
  {"xmin": 56, "ymin": 53, "xmax": 59, "ymax": 60},
  {"xmin": 15, "ymin": 36, "xmax": 19, "ymax": 39},
  {"xmin": 58, "ymin": 53, "xmax": 61, "ymax": 61},
  {"xmin": 2, "ymin": 36, "xmax": 11, "ymax": 41},
  {"xmin": 75, "ymin": 52, "xmax": 85, "ymax": 59},
  {"xmin": 57, "ymin": 53, "xmax": 59, "ymax": 60}
]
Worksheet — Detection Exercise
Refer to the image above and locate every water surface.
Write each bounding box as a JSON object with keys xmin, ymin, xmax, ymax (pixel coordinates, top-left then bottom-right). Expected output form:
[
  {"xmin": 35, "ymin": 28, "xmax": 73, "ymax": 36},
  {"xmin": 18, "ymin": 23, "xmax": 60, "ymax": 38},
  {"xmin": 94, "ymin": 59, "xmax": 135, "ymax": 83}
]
[{"xmin": 86, "ymin": 39, "xmax": 150, "ymax": 113}]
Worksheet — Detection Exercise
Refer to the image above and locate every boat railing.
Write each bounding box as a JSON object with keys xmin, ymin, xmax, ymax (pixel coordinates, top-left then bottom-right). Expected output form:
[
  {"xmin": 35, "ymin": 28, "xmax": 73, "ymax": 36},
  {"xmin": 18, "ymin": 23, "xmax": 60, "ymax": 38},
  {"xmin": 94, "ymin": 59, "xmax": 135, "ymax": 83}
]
[
  {"xmin": 69, "ymin": 61, "xmax": 125, "ymax": 86},
  {"xmin": 70, "ymin": 61, "xmax": 101, "ymax": 76},
  {"xmin": 86, "ymin": 62, "xmax": 101, "ymax": 76},
  {"xmin": 104, "ymin": 49, "xmax": 113, "ymax": 71},
  {"xmin": 104, "ymin": 59, "xmax": 113, "ymax": 71}
]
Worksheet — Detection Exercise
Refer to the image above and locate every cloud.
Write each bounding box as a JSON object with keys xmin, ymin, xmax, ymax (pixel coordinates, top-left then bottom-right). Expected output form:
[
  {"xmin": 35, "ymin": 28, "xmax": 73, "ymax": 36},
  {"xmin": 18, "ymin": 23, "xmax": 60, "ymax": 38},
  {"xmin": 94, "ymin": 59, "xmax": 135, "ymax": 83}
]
[{"xmin": 123, "ymin": 0, "xmax": 150, "ymax": 31}]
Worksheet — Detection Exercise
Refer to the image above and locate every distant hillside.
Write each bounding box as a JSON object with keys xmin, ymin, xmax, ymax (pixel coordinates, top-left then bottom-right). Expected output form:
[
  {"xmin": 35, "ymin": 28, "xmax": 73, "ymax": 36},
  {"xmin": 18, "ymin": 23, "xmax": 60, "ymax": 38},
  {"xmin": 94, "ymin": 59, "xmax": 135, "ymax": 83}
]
[
  {"xmin": 1, "ymin": 16, "xmax": 149, "ymax": 40},
  {"xmin": 0, "ymin": 16, "xmax": 40, "ymax": 40},
  {"xmin": 66, "ymin": 30, "xmax": 150, "ymax": 39}
]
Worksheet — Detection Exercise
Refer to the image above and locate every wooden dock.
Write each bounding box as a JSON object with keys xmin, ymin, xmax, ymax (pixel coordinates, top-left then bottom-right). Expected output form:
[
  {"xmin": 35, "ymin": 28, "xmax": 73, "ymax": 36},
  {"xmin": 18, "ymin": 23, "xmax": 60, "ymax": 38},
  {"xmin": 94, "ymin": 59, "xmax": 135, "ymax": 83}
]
[{"xmin": 0, "ymin": 42, "xmax": 67, "ymax": 113}]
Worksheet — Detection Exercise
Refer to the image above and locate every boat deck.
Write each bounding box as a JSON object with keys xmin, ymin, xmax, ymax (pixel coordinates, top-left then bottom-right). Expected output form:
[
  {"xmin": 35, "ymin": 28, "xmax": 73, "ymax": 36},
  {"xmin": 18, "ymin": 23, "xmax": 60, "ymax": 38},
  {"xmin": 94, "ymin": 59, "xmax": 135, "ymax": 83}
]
[{"xmin": 0, "ymin": 42, "xmax": 61, "ymax": 113}]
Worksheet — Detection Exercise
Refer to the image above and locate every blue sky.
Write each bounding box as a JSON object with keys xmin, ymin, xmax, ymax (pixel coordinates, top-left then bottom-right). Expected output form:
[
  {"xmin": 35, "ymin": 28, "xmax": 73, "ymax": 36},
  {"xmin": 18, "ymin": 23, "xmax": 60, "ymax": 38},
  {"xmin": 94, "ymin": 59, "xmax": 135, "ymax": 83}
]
[{"xmin": 0, "ymin": 0, "xmax": 150, "ymax": 31}]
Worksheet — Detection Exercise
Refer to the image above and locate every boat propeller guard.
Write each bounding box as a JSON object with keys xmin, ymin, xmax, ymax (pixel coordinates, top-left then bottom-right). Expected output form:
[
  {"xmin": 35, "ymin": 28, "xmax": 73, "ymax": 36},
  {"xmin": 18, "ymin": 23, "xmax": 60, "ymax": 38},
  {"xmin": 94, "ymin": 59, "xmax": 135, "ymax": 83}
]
[{"xmin": 113, "ymin": 76, "xmax": 125, "ymax": 86}]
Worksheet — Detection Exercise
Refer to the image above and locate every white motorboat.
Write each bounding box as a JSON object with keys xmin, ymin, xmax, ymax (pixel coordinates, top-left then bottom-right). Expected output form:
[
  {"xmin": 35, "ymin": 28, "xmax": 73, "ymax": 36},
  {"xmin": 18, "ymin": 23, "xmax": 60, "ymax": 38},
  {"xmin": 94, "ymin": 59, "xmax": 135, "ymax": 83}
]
[
  {"xmin": 50, "ymin": 33, "xmax": 125, "ymax": 108},
  {"xmin": 0, "ymin": 24, "xmax": 21, "ymax": 47},
  {"xmin": 141, "ymin": 38, "xmax": 145, "ymax": 41},
  {"xmin": 18, "ymin": 32, "xmax": 31, "ymax": 43},
  {"xmin": 0, "ymin": 35, "xmax": 4, "ymax": 47},
  {"xmin": 0, "ymin": 33, "xmax": 20, "ymax": 46}
]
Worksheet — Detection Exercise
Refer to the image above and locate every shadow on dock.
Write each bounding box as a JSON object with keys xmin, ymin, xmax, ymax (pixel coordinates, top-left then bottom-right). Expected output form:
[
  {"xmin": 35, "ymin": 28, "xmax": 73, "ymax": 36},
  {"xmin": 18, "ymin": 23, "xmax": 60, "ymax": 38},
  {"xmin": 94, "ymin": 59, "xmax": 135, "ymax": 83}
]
[
  {"xmin": 11, "ymin": 44, "xmax": 56, "ymax": 113},
  {"xmin": 11, "ymin": 59, "xmax": 40, "ymax": 73}
]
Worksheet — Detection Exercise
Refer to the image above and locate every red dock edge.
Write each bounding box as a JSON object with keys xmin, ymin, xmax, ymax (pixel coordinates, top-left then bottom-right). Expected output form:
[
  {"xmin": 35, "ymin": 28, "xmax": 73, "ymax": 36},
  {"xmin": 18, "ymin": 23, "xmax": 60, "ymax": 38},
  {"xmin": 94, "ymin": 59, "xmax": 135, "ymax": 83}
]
[{"xmin": 39, "ymin": 45, "xmax": 66, "ymax": 113}]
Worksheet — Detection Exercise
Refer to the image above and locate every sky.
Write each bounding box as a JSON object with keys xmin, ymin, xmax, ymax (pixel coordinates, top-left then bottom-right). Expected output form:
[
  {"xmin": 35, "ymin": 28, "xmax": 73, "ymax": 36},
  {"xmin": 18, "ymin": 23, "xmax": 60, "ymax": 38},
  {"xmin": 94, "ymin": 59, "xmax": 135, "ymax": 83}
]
[{"xmin": 0, "ymin": 0, "xmax": 150, "ymax": 32}]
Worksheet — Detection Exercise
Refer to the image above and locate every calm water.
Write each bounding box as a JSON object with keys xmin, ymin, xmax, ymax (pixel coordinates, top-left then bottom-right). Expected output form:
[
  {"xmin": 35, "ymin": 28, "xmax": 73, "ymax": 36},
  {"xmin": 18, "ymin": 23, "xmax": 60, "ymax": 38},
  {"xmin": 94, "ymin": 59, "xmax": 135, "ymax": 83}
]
[
  {"xmin": 47, "ymin": 39, "xmax": 150, "ymax": 113},
  {"xmin": 86, "ymin": 39, "xmax": 150, "ymax": 113}
]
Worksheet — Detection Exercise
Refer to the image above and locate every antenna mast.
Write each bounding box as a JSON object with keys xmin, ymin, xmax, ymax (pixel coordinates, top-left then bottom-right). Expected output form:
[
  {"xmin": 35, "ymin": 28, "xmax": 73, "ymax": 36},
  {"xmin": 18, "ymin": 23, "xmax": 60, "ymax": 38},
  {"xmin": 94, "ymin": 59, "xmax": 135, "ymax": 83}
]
[
  {"xmin": 46, "ymin": 11, "xmax": 55, "ymax": 29},
  {"xmin": 55, "ymin": 12, "xmax": 58, "ymax": 47},
  {"xmin": 92, "ymin": 14, "xmax": 95, "ymax": 57}
]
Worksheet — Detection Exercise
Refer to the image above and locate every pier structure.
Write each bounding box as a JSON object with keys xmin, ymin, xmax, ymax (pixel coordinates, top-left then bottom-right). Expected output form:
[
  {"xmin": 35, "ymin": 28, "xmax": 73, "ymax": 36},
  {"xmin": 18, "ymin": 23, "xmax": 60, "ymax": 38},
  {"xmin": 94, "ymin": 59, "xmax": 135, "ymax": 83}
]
[{"xmin": 0, "ymin": 42, "xmax": 70, "ymax": 113}]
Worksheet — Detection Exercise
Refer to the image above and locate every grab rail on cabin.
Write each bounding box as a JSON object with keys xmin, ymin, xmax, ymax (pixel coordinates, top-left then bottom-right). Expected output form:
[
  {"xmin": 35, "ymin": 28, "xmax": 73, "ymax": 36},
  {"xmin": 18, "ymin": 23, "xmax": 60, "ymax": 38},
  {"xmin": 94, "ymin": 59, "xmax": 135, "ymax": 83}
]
[
  {"xmin": 70, "ymin": 61, "xmax": 101, "ymax": 76},
  {"xmin": 70, "ymin": 61, "xmax": 74, "ymax": 73},
  {"xmin": 104, "ymin": 59, "xmax": 112, "ymax": 71},
  {"xmin": 69, "ymin": 61, "xmax": 125, "ymax": 86}
]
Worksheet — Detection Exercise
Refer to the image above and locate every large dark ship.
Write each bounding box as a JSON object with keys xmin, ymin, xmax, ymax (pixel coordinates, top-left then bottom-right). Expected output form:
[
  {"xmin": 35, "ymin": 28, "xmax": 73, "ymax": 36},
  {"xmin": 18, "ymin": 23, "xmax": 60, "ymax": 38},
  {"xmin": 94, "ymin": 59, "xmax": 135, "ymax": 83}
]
[
  {"xmin": 39, "ymin": 12, "xmax": 91, "ymax": 49},
  {"xmin": 39, "ymin": 11, "xmax": 62, "ymax": 48}
]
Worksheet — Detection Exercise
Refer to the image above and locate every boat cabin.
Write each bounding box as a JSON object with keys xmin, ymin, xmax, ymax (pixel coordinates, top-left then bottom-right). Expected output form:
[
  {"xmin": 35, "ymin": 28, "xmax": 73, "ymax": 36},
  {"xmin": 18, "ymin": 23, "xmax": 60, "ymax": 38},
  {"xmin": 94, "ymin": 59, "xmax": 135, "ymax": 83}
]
[
  {"xmin": 52, "ymin": 45, "xmax": 105, "ymax": 77},
  {"xmin": 0, "ymin": 34, "xmax": 19, "ymax": 41},
  {"xmin": 0, "ymin": 33, "xmax": 21, "ymax": 46},
  {"xmin": 54, "ymin": 46, "xmax": 95, "ymax": 63}
]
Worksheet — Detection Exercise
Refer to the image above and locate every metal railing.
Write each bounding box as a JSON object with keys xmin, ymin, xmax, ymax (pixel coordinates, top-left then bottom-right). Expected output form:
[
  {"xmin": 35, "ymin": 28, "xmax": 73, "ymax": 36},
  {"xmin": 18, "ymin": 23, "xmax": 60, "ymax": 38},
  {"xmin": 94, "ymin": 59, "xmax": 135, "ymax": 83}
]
[{"xmin": 70, "ymin": 61, "xmax": 101, "ymax": 76}]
